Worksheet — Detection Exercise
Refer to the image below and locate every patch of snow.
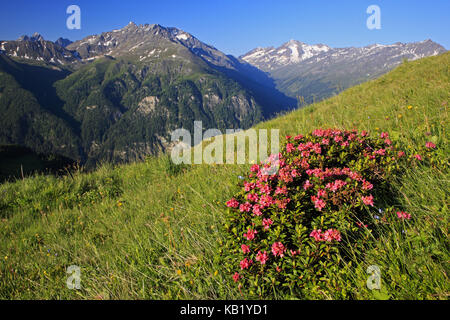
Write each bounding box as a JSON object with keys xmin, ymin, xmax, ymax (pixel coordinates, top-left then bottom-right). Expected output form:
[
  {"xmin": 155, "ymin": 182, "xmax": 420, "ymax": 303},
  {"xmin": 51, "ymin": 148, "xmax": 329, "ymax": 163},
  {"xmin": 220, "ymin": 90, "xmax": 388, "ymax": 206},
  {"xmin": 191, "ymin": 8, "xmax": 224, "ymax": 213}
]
[
  {"xmin": 129, "ymin": 41, "xmax": 145, "ymax": 51},
  {"xmin": 288, "ymin": 43, "xmax": 300, "ymax": 62},
  {"xmin": 176, "ymin": 33, "xmax": 189, "ymax": 41}
]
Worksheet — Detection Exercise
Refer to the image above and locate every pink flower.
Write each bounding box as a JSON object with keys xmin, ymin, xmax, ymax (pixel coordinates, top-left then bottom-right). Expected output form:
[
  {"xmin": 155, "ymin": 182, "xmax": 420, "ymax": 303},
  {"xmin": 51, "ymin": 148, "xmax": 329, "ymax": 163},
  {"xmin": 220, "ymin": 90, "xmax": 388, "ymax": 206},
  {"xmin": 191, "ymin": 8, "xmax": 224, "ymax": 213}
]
[
  {"xmin": 317, "ymin": 189, "xmax": 327, "ymax": 198},
  {"xmin": 250, "ymin": 164, "xmax": 260, "ymax": 173},
  {"xmin": 396, "ymin": 211, "xmax": 411, "ymax": 220},
  {"xmin": 300, "ymin": 158, "xmax": 310, "ymax": 169},
  {"xmin": 243, "ymin": 228, "xmax": 258, "ymax": 241},
  {"xmin": 361, "ymin": 195, "xmax": 374, "ymax": 206},
  {"xmin": 262, "ymin": 218, "xmax": 273, "ymax": 231},
  {"xmin": 233, "ymin": 272, "xmax": 240, "ymax": 282},
  {"xmin": 286, "ymin": 143, "xmax": 295, "ymax": 153},
  {"xmin": 375, "ymin": 149, "xmax": 386, "ymax": 156},
  {"xmin": 291, "ymin": 169, "xmax": 300, "ymax": 178},
  {"xmin": 226, "ymin": 198, "xmax": 239, "ymax": 208},
  {"xmin": 321, "ymin": 138, "xmax": 330, "ymax": 145},
  {"xmin": 260, "ymin": 194, "xmax": 275, "ymax": 208},
  {"xmin": 303, "ymin": 180, "xmax": 313, "ymax": 190},
  {"xmin": 241, "ymin": 244, "xmax": 250, "ymax": 254},
  {"xmin": 398, "ymin": 151, "xmax": 405, "ymax": 158},
  {"xmin": 271, "ymin": 242, "xmax": 286, "ymax": 258},
  {"xmin": 326, "ymin": 179, "xmax": 347, "ymax": 192},
  {"xmin": 323, "ymin": 229, "xmax": 342, "ymax": 242},
  {"xmin": 260, "ymin": 184, "xmax": 272, "ymax": 195},
  {"xmin": 255, "ymin": 251, "xmax": 269, "ymax": 265},
  {"xmin": 414, "ymin": 154, "xmax": 422, "ymax": 161},
  {"xmin": 239, "ymin": 202, "xmax": 252, "ymax": 212},
  {"xmin": 252, "ymin": 204, "xmax": 263, "ymax": 216},
  {"xmin": 312, "ymin": 143, "xmax": 322, "ymax": 154},
  {"xmin": 311, "ymin": 229, "xmax": 341, "ymax": 242},
  {"xmin": 247, "ymin": 193, "xmax": 259, "ymax": 202},
  {"xmin": 275, "ymin": 186, "xmax": 288, "ymax": 196},
  {"xmin": 314, "ymin": 198, "xmax": 326, "ymax": 211},
  {"xmin": 240, "ymin": 258, "xmax": 253, "ymax": 270},
  {"xmin": 380, "ymin": 132, "xmax": 389, "ymax": 139},
  {"xmin": 310, "ymin": 229, "xmax": 323, "ymax": 242},
  {"xmin": 425, "ymin": 142, "xmax": 436, "ymax": 149},
  {"xmin": 244, "ymin": 182, "xmax": 256, "ymax": 192},
  {"xmin": 362, "ymin": 180, "xmax": 373, "ymax": 191}
]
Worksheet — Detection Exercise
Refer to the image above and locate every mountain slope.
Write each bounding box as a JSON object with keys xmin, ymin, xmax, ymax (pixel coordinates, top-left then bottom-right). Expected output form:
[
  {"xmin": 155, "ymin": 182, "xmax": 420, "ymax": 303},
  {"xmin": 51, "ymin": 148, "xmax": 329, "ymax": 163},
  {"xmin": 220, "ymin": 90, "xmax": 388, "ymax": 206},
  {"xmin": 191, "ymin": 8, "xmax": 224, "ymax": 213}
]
[
  {"xmin": 66, "ymin": 22, "xmax": 296, "ymax": 115},
  {"xmin": 54, "ymin": 56, "xmax": 265, "ymax": 166},
  {"xmin": 0, "ymin": 23, "xmax": 295, "ymax": 167},
  {"xmin": 0, "ymin": 52, "xmax": 448, "ymax": 299},
  {"xmin": 242, "ymin": 39, "xmax": 447, "ymax": 103},
  {"xmin": 0, "ymin": 54, "xmax": 82, "ymax": 159}
]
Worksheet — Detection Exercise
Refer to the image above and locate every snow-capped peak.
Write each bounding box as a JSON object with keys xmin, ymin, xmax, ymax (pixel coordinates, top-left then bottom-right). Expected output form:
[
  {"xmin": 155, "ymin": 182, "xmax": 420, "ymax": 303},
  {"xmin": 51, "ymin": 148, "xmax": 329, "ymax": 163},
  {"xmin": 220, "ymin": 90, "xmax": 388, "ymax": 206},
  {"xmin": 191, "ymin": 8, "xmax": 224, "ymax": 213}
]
[{"xmin": 241, "ymin": 40, "xmax": 331, "ymax": 70}]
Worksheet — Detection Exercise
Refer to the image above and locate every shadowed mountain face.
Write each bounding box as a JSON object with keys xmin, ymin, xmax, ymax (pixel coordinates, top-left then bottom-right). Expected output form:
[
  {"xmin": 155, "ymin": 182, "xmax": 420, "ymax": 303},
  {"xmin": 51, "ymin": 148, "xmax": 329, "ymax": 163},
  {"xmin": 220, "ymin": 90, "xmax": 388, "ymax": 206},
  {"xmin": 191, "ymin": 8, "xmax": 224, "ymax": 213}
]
[
  {"xmin": 0, "ymin": 145, "xmax": 76, "ymax": 183},
  {"xmin": 0, "ymin": 23, "xmax": 295, "ymax": 168},
  {"xmin": 242, "ymin": 39, "xmax": 447, "ymax": 104}
]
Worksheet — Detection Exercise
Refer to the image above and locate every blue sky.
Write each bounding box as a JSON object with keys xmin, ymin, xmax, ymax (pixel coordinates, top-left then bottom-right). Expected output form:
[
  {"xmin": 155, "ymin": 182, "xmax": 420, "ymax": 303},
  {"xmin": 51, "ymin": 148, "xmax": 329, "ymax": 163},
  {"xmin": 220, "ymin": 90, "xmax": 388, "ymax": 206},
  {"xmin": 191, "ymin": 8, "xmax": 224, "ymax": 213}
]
[{"xmin": 0, "ymin": 0, "xmax": 448, "ymax": 56}]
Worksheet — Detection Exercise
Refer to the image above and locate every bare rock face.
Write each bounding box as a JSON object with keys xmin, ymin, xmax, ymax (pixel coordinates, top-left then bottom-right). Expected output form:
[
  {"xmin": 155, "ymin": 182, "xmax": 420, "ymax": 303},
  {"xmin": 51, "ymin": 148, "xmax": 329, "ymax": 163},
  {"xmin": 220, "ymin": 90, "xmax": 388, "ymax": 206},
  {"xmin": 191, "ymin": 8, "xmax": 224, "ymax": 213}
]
[
  {"xmin": 137, "ymin": 96, "xmax": 160, "ymax": 115},
  {"xmin": 0, "ymin": 36, "xmax": 80, "ymax": 65}
]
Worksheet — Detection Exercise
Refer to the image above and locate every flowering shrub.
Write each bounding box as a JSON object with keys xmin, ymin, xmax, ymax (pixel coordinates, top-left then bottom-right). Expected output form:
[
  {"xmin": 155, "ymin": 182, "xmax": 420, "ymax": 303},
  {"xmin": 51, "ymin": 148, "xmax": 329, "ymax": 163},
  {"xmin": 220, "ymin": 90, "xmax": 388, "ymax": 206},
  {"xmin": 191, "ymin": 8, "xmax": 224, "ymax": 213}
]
[{"xmin": 222, "ymin": 128, "xmax": 413, "ymax": 297}]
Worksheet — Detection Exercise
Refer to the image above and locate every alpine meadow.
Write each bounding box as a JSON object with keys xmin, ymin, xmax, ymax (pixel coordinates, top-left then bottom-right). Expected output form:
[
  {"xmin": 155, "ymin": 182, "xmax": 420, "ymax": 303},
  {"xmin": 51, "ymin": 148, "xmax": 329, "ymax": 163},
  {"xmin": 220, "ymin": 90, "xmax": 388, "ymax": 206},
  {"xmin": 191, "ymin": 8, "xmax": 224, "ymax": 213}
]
[{"xmin": 0, "ymin": 1, "xmax": 449, "ymax": 303}]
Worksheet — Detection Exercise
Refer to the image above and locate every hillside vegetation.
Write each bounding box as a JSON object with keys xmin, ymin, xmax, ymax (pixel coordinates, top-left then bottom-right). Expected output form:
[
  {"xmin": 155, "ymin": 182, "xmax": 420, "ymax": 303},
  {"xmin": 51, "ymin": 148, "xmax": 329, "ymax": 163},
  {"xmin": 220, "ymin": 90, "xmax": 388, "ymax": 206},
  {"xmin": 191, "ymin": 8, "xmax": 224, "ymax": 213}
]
[{"xmin": 0, "ymin": 52, "xmax": 448, "ymax": 299}]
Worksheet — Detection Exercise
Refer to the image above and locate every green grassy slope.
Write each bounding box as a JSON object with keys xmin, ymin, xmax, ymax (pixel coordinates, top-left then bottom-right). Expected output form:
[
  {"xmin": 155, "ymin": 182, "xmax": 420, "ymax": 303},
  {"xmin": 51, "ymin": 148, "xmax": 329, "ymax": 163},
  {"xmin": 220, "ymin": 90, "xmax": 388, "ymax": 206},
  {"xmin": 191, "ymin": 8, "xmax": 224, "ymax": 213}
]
[{"xmin": 0, "ymin": 52, "xmax": 448, "ymax": 299}]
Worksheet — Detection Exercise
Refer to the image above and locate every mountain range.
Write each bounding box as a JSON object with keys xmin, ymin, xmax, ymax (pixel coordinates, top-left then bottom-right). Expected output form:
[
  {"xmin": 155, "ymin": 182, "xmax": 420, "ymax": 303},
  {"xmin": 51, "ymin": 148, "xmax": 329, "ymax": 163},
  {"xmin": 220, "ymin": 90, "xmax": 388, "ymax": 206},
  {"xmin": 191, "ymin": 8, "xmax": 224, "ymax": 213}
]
[
  {"xmin": 0, "ymin": 22, "xmax": 446, "ymax": 167},
  {"xmin": 241, "ymin": 39, "xmax": 446, "ymax": 103}
]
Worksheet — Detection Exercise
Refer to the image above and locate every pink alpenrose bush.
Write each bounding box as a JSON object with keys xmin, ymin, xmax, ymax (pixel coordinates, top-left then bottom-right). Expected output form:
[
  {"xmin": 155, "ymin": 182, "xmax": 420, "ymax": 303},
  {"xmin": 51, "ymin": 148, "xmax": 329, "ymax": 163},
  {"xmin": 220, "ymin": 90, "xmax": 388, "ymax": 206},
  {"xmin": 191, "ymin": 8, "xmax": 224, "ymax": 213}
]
[{"xmin": 221, "ymin": 128, "xmax": 414, "ymax": 297}]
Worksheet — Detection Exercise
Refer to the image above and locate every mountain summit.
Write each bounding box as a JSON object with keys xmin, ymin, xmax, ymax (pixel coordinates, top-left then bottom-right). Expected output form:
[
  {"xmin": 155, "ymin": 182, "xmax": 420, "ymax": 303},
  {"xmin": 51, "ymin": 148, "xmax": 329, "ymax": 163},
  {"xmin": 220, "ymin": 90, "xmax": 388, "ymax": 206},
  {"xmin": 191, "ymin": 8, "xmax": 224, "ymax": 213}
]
[
  {"xmin": 243, "ymin": 40, "xmax": 331, "ymax": 70},
  {"xmin": 17, "ymin": 32, "xmax": 45, "ymax": 42}
]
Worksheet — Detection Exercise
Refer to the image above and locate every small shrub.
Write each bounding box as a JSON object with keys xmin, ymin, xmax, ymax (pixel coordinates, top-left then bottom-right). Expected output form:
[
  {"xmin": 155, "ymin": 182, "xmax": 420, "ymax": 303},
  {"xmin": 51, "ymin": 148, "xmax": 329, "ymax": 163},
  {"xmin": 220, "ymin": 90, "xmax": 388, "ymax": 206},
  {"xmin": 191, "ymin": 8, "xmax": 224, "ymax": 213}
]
[{"xmin": 222, "ymin": 128, "xmax": 414, "ymax": 298}]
